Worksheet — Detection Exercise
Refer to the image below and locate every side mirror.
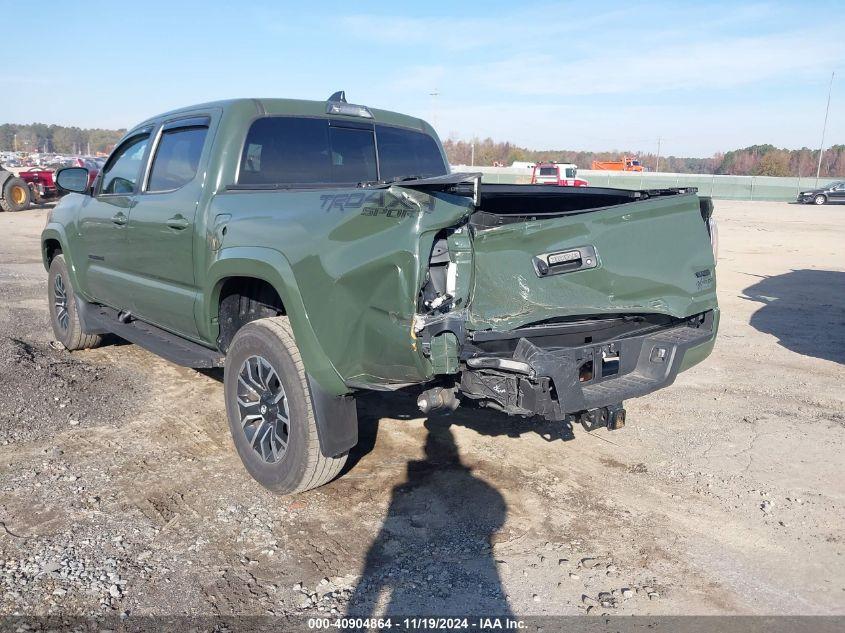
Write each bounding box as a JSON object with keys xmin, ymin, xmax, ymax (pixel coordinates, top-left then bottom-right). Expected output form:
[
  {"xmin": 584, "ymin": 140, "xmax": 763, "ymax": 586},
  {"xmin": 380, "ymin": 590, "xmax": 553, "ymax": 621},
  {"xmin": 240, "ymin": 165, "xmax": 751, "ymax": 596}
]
[{"xmin": 56, "ymin": 167, "xmax": 90, "ymax": 194}]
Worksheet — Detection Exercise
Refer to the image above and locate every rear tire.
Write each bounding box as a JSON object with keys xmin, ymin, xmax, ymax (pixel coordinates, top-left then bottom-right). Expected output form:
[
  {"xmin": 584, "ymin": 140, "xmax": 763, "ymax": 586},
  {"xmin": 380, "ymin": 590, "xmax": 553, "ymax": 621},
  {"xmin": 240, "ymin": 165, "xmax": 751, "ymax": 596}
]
[
  {"xmin": 224, "ymin": 317, "xmax": 347, "ymax": 495},
  {"xmin": 47, "ymin": 255, "xmax": 103, "ymax": 350},
  {"xmin": 1, "ymin": 177, "xmax": 32, "ymax": 212},
  {"xmin": 814, "ymin": 194, "xmax": 827, "ymax": 205}
]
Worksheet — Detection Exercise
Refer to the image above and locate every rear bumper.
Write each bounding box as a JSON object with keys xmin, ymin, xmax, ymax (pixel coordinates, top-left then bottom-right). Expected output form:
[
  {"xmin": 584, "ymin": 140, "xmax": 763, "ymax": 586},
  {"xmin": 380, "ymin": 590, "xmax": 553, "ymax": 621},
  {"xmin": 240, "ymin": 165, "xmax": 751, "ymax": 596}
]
[{"xmin": 459, "ymin": 310, "xmax": 718, "ymax": 420}]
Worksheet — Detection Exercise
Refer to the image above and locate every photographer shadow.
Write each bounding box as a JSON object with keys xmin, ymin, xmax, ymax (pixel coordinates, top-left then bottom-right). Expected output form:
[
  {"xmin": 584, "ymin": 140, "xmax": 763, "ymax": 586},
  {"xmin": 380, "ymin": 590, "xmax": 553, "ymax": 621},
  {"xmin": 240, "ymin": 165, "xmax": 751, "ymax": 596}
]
[{"xmin": 346, "ymin": 409, "xmax": 515, "ymax": 617}]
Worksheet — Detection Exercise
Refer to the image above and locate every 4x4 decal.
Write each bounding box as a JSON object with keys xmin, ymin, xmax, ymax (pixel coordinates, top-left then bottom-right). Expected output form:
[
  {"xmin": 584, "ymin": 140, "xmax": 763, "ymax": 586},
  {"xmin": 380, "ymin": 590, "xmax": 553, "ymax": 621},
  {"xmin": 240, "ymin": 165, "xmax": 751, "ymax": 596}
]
[{"xmin": 319, "ymin": 191, "xmax": 435, "ymax": 218}]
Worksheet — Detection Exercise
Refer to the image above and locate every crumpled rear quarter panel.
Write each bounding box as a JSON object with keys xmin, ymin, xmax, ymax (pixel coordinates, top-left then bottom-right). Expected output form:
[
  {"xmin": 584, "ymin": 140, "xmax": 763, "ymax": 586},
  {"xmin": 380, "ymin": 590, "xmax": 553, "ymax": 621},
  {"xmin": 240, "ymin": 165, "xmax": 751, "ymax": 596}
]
[{"xmin": 210, "ymin": 188, "xmax": 472, "ymax": 387}]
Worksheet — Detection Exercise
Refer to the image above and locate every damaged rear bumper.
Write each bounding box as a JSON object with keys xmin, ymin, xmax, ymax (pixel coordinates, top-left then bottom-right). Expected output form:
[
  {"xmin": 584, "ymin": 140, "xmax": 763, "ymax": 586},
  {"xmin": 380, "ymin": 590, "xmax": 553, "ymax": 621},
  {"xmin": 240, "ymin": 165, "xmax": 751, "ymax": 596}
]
[{"xmin": 458, "ymin": 310, "xmax": 718, "ymax": 420}]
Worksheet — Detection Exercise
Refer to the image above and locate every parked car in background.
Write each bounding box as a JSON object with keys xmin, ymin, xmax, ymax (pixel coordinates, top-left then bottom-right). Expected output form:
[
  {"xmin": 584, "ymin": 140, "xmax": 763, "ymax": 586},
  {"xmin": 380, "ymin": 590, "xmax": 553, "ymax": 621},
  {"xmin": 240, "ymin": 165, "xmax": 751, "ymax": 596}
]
[{"xmin": 797, "ymin": 181, "xmax": 845, "ymax": 205}]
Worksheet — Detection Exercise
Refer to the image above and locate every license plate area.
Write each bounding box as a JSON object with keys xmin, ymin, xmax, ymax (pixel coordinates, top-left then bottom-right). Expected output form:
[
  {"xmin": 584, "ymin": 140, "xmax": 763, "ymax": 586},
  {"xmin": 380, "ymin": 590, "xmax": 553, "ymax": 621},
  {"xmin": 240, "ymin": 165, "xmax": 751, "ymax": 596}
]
[{"xmin": 577, "ymin": 343, "xmax": 621, "ymax": 383}]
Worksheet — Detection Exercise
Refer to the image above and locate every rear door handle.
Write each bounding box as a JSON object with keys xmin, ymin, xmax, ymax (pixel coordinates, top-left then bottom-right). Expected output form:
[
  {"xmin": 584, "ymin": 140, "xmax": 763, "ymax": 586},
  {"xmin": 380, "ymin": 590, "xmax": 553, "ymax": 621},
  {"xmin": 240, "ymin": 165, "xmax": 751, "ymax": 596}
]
[
  {"xmin": 166, "ymin": 215, "xmax": 190, "ymax": 230},
  {"xmin": 111, "ymin": 212, "xmax": 127, "ymax": 226}
]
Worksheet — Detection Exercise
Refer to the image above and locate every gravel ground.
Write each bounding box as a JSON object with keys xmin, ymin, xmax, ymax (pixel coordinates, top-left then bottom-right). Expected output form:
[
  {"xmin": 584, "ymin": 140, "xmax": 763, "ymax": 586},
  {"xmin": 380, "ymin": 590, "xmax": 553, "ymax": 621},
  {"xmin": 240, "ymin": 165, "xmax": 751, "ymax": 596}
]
[{"xmin": 0, "ymin": 200, "xmax": 842, "ymax": 621}]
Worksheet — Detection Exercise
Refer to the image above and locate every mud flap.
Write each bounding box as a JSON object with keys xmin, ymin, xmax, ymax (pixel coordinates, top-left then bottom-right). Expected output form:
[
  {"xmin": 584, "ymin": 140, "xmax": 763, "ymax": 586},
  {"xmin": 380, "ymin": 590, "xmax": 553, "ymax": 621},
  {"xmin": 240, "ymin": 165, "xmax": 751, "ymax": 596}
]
[
  {"xmin": 307, "ymin": 374, "xmax": 358, "ymax": 457},
  {"xmin": 74, "ymin": 296, "xmax": 109, "ymax": 335}
]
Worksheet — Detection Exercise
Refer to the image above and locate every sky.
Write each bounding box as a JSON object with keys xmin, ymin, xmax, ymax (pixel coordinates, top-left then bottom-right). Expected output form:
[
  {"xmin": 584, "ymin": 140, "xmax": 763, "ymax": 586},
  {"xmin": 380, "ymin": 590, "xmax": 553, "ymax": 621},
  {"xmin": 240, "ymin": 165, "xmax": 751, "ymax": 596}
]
[{"xmin": 1, "ymin": 0, "xmax": 843, "ymax": 157}]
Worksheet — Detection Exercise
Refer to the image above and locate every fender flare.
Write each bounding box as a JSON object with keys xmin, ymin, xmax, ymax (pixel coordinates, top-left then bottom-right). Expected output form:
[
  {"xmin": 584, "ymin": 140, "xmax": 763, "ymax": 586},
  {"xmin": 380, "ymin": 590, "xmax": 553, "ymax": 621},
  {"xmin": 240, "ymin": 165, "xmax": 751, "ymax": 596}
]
[
  {"xmin": 204, "ymin": 246, "xmax": 348, "ymax": 397},
  {"xmin": 40, "ymin": 224, "xmax": 90, "ymax": 299}
]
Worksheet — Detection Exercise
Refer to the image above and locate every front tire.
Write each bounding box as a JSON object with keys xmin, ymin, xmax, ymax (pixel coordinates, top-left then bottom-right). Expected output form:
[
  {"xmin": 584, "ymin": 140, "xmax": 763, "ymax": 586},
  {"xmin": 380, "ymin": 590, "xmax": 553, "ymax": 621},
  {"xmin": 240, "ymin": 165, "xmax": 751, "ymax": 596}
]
[
  {"xmin": 224, "ymin": 317, "xmax": 347, "ymax": 495},
  {"xmin": 47, "ymin": 255, "xmax": 103, "ymax": 350},
  {"xmin": 814, "ymin": 194, "xmax": 827, "ymax": 205},
  {"xmin": 1, "ymin": 177, "xmax": 32, "ymax": 212}
]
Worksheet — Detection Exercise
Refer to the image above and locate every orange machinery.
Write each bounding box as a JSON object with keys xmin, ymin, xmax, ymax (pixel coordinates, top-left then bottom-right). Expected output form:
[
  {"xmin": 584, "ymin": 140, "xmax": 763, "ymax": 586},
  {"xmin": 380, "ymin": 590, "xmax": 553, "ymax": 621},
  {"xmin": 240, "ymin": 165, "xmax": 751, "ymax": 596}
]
[{"xmin": 590, "ymin": 156, "xmax": 644, "ymax": 171}]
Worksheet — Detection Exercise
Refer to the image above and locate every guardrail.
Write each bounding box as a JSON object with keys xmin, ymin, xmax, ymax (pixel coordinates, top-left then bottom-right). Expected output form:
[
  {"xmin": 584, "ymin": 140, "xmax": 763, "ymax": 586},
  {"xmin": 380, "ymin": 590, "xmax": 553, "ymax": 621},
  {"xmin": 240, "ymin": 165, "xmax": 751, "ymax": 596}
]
[{"xmin": 457, "ymin": 166, "xmax": 840, "ymax": 202}]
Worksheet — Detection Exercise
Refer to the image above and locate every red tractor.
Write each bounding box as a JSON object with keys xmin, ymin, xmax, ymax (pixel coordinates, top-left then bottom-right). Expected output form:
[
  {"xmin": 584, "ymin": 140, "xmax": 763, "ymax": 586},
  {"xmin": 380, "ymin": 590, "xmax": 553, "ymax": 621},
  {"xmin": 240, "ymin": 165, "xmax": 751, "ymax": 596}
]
[{"xmin": 0, "ymin": 161, "xmax": 100, "ymax": 211}]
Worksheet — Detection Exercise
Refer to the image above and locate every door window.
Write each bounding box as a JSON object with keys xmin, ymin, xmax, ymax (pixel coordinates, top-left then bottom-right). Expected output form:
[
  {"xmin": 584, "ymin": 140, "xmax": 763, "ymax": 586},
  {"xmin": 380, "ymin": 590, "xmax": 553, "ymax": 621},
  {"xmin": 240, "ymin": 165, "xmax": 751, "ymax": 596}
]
[
  {"xmin": 147, "ymin": 126, "xmax": 209, "ymax": 192},
  {"xmin": 100, "ymin": 135, "xmax": 150, "ymax": 195}
]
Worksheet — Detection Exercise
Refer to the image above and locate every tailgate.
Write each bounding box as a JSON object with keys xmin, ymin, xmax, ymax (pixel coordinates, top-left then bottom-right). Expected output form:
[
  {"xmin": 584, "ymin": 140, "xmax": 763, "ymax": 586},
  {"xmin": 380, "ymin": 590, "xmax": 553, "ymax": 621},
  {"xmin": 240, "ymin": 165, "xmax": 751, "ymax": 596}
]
[{"xmin": 467, "ymin": 193, "xmax": 717, "ymax": 330}]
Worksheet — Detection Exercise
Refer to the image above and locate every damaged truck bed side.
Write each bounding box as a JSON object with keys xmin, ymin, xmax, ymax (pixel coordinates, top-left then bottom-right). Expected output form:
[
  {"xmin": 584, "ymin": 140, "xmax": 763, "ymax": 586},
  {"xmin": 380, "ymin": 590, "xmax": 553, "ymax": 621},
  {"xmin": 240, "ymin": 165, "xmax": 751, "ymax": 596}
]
[{"xmin": 42, "ymin": 95, "xmax": 717, "ymax": 494}]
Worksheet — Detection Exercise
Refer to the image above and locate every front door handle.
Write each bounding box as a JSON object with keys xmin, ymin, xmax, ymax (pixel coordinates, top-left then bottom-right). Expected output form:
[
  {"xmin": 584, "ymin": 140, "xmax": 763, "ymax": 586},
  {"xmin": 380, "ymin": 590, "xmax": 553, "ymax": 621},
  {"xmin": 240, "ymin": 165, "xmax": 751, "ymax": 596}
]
[
  {"xmin": 111, "ymin": 212, "xmax": 127, "ymax": 226},
  {"xmin": 166, "ymin": 215, "xmax": 190, "ymax": 230}
]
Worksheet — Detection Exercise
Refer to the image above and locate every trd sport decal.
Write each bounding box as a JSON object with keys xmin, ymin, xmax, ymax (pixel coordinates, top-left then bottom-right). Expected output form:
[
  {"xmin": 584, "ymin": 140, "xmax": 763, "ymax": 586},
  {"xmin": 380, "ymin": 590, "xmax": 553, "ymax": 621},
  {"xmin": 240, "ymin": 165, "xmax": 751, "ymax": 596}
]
[{"xmin": 319, "ymin": 191, "xmax": 435, "ymax": 218}]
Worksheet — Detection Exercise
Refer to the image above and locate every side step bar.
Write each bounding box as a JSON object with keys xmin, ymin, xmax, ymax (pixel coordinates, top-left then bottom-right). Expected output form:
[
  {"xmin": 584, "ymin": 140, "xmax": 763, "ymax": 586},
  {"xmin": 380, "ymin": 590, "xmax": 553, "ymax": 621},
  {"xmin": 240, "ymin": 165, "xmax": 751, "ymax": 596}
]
[{"xmin": 78, "ymin": 299, "xmax": 224, "ymax": 368}]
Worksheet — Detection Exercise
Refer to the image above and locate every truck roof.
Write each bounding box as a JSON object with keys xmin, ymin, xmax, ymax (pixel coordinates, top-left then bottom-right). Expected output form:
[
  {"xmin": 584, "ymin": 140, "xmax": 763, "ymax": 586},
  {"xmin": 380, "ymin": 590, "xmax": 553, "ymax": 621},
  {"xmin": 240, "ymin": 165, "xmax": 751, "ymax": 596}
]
[{"xmin": 132, "ymin": 97, "xmax": 434, "ymax": 137}]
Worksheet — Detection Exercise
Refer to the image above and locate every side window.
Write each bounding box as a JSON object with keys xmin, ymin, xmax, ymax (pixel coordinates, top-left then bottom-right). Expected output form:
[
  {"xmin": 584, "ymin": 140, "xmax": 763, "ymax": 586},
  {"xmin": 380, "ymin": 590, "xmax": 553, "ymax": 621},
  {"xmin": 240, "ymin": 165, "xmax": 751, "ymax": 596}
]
[
  {"xmin": 375, "ymin": 125, "xmax": 447, "ymax": 182},
  {"xmin": 238, "ymin": 117, "xmax": 377, "ymax": 185},
  {"xmin": 100, "ymin": 135, "xmax": 150, "ymax": 195},
  {"xmin": 147, "ymin": 126, "xmax": 209, "ymax": 192}
]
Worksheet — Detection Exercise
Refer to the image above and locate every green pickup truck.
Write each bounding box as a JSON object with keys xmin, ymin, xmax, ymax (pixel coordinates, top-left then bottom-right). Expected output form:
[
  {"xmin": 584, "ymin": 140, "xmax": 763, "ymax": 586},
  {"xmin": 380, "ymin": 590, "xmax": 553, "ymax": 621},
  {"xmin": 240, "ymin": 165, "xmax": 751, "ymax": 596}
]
[{"xmin": 43, "ymin": 93, "xmax": 719, "ymax": 494}]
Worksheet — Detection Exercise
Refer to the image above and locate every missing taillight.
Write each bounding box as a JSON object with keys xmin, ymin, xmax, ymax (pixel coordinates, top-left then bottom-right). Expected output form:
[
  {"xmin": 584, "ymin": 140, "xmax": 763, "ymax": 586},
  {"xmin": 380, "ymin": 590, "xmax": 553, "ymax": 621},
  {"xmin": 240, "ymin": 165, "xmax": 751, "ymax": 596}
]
[
  {"xmin": 602, "ymin": 353, "xmax": 620, "ymax": 377},
  {"xmin": 579, "ymin": 360, "xmax": 594, "ymax": 382}
]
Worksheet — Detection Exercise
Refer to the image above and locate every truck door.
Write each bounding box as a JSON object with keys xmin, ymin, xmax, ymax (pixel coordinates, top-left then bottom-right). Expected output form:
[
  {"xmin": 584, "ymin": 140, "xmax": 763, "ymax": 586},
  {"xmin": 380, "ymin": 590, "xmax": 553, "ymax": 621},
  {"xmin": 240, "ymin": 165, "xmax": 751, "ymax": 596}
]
[
  {"xmin": 78, "ymin": 130, "xmax": 152, "ymax": 311},
  {"xmin": 124, "ymin": 115, "xmax": 212, "ymax": 339}
]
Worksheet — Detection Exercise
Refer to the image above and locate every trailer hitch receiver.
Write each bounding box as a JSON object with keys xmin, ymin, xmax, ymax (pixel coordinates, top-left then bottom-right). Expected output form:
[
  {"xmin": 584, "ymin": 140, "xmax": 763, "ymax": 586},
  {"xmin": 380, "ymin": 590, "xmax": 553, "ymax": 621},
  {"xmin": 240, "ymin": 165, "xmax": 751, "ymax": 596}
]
[{"xmin": 579, "ymin": 403, "xmax": 626, "ymax": 431}]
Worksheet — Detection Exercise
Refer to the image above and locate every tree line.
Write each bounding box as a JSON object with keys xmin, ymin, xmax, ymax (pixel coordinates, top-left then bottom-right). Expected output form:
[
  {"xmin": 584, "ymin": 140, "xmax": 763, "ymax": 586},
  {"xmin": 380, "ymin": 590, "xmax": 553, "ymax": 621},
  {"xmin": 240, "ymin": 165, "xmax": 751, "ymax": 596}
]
[
  {"xmin": 0, "ymin": 124, "xmax": 126, "ymax": 155},
  {"xmin": 3, "ymin": 122, "xmax": 842, "ymax": 177},
  {"xmin": 443, "ymin": 138, "xmax": 845, "ymax": 177}
]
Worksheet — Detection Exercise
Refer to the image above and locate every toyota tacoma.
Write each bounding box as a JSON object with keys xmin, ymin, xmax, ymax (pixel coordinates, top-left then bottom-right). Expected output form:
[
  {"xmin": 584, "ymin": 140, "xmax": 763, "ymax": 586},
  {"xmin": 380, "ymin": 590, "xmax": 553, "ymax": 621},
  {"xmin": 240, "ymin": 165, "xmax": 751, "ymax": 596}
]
[{"xmin": 42, "ymin": 93, "xmax": 719, "ymax": 494}]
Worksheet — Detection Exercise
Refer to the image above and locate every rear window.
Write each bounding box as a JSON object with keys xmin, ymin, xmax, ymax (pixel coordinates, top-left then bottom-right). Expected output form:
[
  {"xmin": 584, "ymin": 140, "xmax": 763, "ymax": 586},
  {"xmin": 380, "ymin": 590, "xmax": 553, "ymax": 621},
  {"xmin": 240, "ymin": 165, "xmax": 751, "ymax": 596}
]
[
  {"xmin": 239, "ymin": 117, "xmax": 376, "ymax": 185},
  {"xmin": 539, "ymin": 166, "xmax": 556, "ymax": 176},
  {"xmin": 375, "ymin": 125, "xmax": 446, "ymax": 181},
  {"xmin": 238, "ymin": 117, "xmax": 445, "ymax": 186}
]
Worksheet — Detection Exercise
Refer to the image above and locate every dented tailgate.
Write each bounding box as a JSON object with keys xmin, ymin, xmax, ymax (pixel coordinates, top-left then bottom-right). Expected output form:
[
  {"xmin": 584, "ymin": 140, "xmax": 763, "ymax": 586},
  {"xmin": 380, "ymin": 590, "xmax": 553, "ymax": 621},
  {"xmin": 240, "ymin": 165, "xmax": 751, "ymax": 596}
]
[{"xmin": 467, "ymin": 193, "xmax": 717, "ymax": 331}]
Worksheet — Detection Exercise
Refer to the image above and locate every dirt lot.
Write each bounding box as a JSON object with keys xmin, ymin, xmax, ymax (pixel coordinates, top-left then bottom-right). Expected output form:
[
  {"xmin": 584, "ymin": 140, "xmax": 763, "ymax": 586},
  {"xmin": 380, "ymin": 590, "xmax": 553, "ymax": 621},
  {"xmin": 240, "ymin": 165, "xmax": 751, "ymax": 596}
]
[{"xmin": 0, "ymin": 200, "xmax": 842, "ymax": 619}]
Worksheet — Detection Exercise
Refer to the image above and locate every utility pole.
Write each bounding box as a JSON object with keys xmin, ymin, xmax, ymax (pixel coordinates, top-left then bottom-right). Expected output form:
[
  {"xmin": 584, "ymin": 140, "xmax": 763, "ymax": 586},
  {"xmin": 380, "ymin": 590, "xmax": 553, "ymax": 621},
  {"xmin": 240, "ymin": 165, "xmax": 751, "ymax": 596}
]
[
  {"xmin": 429, "ymin": 88, "xmax": 439, "ymax": 133},
  {"xmin": 13, "ymin": 133, "xmax": 16, "ymax": 152},
  {"xmin": 655, "ymin": 137, "xmax": 662, "ymax": 172},
  {"xmin": 815, "ymin": 71, "xmax": 835, "ymax": 187},
  {"xmin": 470, "ymin": 141, "xmax": 475, "ymax": 167}
]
